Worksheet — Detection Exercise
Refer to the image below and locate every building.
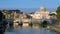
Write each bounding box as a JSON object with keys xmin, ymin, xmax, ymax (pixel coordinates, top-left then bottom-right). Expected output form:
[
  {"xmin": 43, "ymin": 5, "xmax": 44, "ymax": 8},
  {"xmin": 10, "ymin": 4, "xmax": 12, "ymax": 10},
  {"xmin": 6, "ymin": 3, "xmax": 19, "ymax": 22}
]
[{"xmin": 30, "ymin": 6, "xmax": 50, "ymax": 19}]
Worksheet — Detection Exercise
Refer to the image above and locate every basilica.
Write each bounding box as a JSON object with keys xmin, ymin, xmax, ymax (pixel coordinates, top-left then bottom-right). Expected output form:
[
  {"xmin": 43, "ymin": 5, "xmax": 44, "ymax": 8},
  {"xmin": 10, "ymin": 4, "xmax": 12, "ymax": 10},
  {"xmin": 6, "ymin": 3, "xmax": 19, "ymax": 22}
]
[{"xmin": 30, "ymin": 6, "xmax": 56, "ymax": 19}]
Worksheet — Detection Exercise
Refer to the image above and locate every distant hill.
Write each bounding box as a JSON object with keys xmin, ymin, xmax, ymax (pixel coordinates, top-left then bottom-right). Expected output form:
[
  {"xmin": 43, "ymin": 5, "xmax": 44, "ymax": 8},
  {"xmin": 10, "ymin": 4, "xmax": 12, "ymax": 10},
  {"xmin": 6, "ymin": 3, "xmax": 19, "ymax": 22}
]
[
  {"xmin": 0, "ymin": 8, "xmax": 57, "ymax": 13},
  {"xmin": 20, "ymin": 8, "xmax": 57, "ymax": 13}
]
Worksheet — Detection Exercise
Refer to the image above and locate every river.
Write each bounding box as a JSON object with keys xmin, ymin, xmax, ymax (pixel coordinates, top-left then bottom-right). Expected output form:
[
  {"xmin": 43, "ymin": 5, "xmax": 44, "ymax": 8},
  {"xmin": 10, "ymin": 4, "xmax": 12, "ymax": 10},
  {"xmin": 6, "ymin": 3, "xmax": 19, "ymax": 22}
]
[{"xmin": 4, "ymin": 25, "xmax": 59, "ymax": 34}]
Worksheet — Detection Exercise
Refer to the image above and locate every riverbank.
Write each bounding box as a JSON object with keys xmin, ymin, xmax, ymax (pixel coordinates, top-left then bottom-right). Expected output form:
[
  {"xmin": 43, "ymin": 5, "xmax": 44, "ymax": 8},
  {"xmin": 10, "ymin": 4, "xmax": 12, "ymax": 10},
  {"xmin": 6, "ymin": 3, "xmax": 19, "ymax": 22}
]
[{"xmin": 47, "ymin": 25, "xmax": 60, "ymax": 33}]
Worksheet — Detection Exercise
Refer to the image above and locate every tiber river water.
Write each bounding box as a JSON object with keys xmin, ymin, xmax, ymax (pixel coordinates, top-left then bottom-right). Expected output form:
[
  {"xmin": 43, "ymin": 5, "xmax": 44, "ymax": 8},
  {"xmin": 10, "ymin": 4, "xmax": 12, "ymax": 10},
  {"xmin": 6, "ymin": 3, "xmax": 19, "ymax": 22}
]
[{"xmin": 4, "ymin": 25, "xmax": 59, "ymax": 34}]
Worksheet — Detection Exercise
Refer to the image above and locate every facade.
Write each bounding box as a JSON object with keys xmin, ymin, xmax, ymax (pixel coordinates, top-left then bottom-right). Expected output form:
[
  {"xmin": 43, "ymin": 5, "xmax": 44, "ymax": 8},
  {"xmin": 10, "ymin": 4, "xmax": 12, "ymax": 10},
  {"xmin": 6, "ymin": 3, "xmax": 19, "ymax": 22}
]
[{"xmin": 30, "ymin": 6, "xmax": 50, "ymax": 19}]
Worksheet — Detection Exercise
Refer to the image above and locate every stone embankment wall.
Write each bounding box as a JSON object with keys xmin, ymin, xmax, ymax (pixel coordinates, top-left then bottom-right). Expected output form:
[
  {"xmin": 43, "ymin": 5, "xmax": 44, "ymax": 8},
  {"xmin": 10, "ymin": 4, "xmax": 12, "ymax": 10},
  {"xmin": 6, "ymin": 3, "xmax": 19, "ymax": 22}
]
[{"xmin": 47, "ymin": 25, "xmax": 60, "ymax": 33}]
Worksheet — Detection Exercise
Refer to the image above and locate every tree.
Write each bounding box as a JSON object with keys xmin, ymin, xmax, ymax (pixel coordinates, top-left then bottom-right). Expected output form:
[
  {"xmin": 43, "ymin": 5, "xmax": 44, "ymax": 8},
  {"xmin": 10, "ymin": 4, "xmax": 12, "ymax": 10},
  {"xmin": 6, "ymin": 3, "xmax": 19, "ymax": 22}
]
[
  {"xmin": 41, "ymin": 20, "xmax": 48, "ymax": 27},
  {"xmin": 56, "ymin": 6, "xmax": 60, "ymax": 22},
  {"xmin": 0, "ymin": 11, "xmax": 3, "ymax": 21},
  {"xmin": 49, "ymin": 13, "xmax": 56, "ymax": 16},
  {"xmin": 0, "ymin": 11, "xmax": 8, "ymax": 33}
]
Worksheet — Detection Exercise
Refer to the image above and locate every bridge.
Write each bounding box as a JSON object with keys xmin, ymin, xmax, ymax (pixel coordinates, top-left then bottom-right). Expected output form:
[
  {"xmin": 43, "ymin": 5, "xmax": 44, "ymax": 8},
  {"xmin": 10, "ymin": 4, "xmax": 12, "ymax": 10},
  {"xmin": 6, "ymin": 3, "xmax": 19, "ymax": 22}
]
[
  {"xmin": 5, "ymin": 18, "xmax": 57, "ymax": 28},
  {"xmin": 13, "ymin": 18, "xmax": 52, "ymax": 27}
]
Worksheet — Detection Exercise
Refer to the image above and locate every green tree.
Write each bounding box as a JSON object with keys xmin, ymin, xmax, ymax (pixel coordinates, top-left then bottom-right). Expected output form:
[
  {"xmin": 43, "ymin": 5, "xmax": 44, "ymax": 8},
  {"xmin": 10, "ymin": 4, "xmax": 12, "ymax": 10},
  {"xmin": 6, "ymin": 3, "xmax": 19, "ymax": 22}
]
[
  {"xmin": 41, "ymin": 20, "xmax": 48, "ymax": 27},
  {"xmin": 56, "ymin": 6, "xmax": 60, "ymax": 22},
  {"xmin": 0, "ymin": 11, "xmax": 3, "ymax": 21}
]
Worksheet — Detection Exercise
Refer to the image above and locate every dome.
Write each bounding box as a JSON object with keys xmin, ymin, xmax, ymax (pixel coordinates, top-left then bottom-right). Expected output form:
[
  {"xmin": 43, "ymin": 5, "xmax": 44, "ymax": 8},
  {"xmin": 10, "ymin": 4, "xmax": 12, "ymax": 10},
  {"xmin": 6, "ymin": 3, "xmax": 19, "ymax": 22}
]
[
  {"xmin": 40, "ymin": 6, "xmax": 46, "ymax": 11},
  {"xmin": 40, "ymin": 6, "xmax": 45, "ymax": 9}
]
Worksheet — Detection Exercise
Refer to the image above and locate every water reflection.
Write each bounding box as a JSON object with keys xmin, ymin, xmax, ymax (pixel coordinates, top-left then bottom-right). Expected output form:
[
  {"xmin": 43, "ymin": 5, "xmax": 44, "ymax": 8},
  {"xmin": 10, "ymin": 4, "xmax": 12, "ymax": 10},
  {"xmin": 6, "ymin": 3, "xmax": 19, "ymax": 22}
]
[{"xmin": 4, "ymin": 25, "xmax": 58, "ymax": 34}]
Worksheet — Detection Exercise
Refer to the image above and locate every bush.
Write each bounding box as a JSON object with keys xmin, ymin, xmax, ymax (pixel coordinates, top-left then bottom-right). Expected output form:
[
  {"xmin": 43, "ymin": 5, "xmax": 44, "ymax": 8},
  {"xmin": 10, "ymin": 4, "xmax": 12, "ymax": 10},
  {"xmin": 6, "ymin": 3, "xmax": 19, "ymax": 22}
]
[{"xmin": 41, "ymin": 20, "xmax": 48, "ymax": 27}]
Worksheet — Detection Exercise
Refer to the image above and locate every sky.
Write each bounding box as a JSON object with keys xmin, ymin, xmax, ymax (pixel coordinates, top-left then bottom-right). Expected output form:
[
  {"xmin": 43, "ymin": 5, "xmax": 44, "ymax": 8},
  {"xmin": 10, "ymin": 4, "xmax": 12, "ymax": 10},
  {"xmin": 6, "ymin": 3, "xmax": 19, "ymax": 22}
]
[{"xmin": 0, "ymin": 0, "xmax": 60, "ymax": 13}]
